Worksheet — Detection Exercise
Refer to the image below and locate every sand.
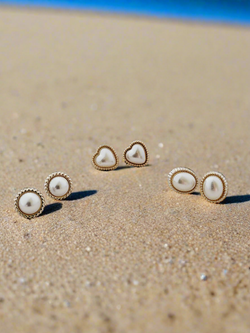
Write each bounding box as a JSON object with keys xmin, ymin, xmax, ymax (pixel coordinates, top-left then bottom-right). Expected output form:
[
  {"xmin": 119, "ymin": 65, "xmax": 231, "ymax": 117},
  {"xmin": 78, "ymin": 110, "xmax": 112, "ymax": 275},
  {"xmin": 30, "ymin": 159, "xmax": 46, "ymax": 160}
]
[{"xmin": 0, "ymin": 6, "xmax": 250, "ymax": 333}]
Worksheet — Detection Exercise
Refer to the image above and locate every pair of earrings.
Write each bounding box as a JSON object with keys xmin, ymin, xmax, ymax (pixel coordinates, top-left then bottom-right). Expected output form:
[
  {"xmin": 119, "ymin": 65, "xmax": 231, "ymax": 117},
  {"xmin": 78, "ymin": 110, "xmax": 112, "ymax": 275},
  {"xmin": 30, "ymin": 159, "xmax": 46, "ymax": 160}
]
[
  {"xmin": 168, "ymin": 167, "xmax": 228, "ymax": 203},
  {"xmin": 14, "ymin": 172, "xmax": 72, "ymax": 219},
  {"xmin": 92, "ymin": 141, "xmax": 148, "ymax": 171}
]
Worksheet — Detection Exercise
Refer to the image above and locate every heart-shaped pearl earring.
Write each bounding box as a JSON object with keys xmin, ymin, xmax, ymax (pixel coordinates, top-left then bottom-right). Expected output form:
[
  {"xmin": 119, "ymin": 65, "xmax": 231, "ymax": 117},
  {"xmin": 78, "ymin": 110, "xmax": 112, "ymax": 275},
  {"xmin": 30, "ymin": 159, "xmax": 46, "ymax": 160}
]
[
  {"xmin": 200, "ymin": 171, "xmax": 228, "ymax": 203},
  {"xmin": 168, "ymin": 167, "xmax": 198, "ymax": 194},
  {"xmin": 44, "ymin": 172, "xmax": 72, "ymax": 200},
  {"xmin": 15, "ymin": 188, "xmax": 45, "ymax": 219},
  {"xmin": 92, "ymin": 145, "xmax": 119, "ymax": 171},
  {"xmin": 123, "ymin": 141, "xmax": 148, "ymax": 167}
]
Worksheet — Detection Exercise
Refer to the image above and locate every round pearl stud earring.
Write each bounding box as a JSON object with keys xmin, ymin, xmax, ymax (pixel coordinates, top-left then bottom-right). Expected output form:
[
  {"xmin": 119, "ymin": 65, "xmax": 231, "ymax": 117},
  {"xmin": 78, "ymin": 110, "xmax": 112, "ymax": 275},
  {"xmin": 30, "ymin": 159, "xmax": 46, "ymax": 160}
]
[
  {"xmin": 200, "ymin": 171, "xmax": 228, "ymax": 203},
  {"xmin": 44, "ymin": 172, "xmax": 72, "ymax": 200},
  {"xmin": 123, "ymin": 141, "xmax": 148, "ymax": 167},
  {"xmin": 92, "ymin": 145, "xmax": 119, "ymax": 171},
  {"xmin": 168, "ymin": 167, "xmax": 198, "ymax": 194},
  {"xmin": 15, "ymin": 188, "xmax": 45, "ymax": 219}
]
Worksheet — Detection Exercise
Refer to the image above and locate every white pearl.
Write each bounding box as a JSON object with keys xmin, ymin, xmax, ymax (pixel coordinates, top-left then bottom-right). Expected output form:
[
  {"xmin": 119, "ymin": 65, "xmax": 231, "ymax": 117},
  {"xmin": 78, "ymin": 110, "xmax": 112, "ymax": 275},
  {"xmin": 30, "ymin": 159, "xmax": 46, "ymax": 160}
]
[
  {"xmin": 203, "ymin": 175, "xmax": 224, "ymax": 201},
  {"xmin": 49, "ymin": 176, "xmax": 69, "ymax": 197},
  {"xmin": 19, "ymin": 192, "xmax": 42, "ymax": 215},
  {"xmin": 172, "ymin": 172, "xmax": 196, "ymax": 192},
  {"xmin": 126, "ymin": 144, "xmax": 146, "ymax": 164},
  {"xmin": 95, "ymin": 148, "xmax": 116, "ymax": 167}
]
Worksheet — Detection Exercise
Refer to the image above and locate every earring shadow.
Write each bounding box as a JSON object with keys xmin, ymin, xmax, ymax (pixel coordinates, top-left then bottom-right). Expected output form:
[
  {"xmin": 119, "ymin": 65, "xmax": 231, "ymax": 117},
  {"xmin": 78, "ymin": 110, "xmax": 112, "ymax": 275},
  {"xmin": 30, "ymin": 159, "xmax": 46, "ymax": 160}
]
[
  {"xmin": 191, "ymin": 192, "xmax": 250, "ymax": 204},
  {"xmin": 41, "ymin": 203, "xmax": 62, "ymax": 216},
  {"xmin": 67, "ymin": 190, "xmax": 97, "ymax": 201},
  {"xmin": 114, "ymin": 164, "xmax": 152, "ymax": 171},
  {"xmin": 223, "ymin": 194, "xmax": 250, "ymax": 204},
  {"xmin": 191, "ymin": 191, "xmax": 201, "ymax": 196},
  {"xmin": 115, "ymin": 165, "xmax": 134, "ymax": 171}
]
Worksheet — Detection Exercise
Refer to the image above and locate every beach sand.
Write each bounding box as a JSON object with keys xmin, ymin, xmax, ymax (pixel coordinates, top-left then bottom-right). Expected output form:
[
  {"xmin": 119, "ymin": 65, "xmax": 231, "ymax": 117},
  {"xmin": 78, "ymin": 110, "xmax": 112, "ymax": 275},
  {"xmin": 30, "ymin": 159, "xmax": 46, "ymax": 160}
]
[{"xmin": 0, "ymin": 6, "xmax": 250, "ymax": 332}]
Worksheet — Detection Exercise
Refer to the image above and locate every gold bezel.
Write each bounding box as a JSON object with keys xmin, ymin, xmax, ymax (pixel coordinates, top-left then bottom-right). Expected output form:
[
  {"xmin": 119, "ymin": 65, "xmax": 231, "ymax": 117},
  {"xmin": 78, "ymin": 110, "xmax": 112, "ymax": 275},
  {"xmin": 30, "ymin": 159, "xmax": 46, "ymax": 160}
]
[
  {"xmin": 14, "ymin": 188, "xmax": 45, "ymax": 219},
  {"xmin": 200, "ymin": 171, "xmax": 228, "ymax": 204},
  {"xmin": 92, "ymin": 145, "xmax": 119, "ymax": 171},
  {"xmin": 44, "ymin": 172, "xmax": 72, "ymax": 200},
  {"xmin": 123, "ymin": 141, "xmax": 148, "ymax": 167},
  {"xmin": 168, "ymin": 167, "xmax": 198, "ymax": 194}
]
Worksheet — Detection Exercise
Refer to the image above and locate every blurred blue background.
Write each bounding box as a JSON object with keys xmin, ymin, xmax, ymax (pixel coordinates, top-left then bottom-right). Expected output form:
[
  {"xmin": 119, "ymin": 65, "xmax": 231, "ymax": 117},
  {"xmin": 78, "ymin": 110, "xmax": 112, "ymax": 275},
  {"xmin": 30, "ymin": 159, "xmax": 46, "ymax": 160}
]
[{"xmin": 0, "ymin": 0, "xmax": 250, "ymax": 24}]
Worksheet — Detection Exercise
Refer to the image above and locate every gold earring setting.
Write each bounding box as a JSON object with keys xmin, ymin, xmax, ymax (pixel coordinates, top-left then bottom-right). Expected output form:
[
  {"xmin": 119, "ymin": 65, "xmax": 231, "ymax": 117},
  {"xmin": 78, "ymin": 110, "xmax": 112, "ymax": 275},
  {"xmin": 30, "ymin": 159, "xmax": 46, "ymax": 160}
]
[
  {"xmin": 14, "ymin": 188, "xmax": 45, "ymax": 219},
  {"xmin": 92, "ymin": 145, "xmax": 119, "ymax": 171},
  {"xmin": 123, "ymin": 141, "xmax": 148, "ymax": 167},
  {"xmin": 168, "ymin": 167, "xmax": 198, "ymax": 194},
  {"xmin": 200, "ymin": 171, "xmax": 228, "ymax": 203},
  {"xmin": 44, "ymin": 172, "xmax": 72, "ymax": 200}
]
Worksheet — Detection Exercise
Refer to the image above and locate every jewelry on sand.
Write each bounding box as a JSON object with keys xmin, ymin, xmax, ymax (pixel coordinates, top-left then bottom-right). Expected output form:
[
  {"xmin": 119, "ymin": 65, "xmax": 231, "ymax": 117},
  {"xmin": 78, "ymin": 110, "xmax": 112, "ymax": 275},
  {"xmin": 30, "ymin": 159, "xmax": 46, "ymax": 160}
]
[
  {"xmin": 123, "ymin": 141, "xmax": 148, "ymax": 167},
  {"xmin": 168, "ymin": 167, "xmax": 198, "ymax": 194},
  {"xmin": 15, "ymin": 188, "xmax": 45, "ymax": 219},
  {"xmin": 200, "ymin": 171, "xmax": 228, "ymax": 203},
  {"xmin": 92, "ymin": 145, "xmax": 119, "ymax": 171},
  {"xmin": 44, "ymin": 172, "xmax": 72, "ymax": 200}
]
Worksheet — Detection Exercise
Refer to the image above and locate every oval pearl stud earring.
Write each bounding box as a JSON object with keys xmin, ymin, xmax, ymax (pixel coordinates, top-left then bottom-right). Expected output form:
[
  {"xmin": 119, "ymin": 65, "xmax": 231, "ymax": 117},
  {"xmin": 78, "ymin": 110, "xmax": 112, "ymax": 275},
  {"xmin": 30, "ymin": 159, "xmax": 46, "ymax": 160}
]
[
  {"xmin": 123, "ymin": 141, "xmax": 148, "ymax": 167},
  {"xmin": 15, "ymin": 188, "xmax": 45, "ymax": 219},
  {"xmin": 200, "ymin": 171, "xmax": 228, "ymax": 203},
  {"xmin": 168, "ymin": 167, "xmax": 198, "ymax": 194},
  {"xmin": 44, "ymin": 172, "xmax": 72, "ymax": 200},
  {"xmin": 92, "ymin": 145, "xmax": 119, "ymax": 171}
]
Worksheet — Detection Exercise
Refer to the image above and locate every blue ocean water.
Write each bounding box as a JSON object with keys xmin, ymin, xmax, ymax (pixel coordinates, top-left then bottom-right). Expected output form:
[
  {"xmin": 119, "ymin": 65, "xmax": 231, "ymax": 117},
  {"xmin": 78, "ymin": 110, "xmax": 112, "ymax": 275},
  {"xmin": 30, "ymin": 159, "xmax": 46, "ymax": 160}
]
[{"xmin": 0, "ymin": 0, "xmax": 250, "ymax": 25}]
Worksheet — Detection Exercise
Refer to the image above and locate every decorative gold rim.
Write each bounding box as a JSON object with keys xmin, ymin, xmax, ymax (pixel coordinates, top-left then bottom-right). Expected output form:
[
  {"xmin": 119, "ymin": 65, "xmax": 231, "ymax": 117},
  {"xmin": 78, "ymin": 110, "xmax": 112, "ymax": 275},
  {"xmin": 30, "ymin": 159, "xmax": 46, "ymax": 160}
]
[
  {"xmin": 14, "ymin": 188, "xmax": 45, "ymax": 219},
  {"xmin": 168, "ymin": 167, "xmax": 198, "ymax": 194},
  {"xmin": 92, "ymin": 145, "xmax": 119, "ymax": 171},
  {"xmin": 123, "ymin": 141, "xmax": 148, "ymax": 167},
  {"xmin": 200, "ymin": 171, "xmax": 228, "ymax": 204},
  {"xmin": 44, "ymin": 172, "xmax": 72, "ymax": 200}
]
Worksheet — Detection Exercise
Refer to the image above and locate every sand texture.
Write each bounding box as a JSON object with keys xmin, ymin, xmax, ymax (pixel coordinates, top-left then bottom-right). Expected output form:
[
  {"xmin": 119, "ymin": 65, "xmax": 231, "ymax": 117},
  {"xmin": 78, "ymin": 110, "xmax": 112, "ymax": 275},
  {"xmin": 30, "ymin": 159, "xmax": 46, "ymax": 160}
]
[{"xmin": 0, "ymin": 7, "xmax": 250, "ymax": 333}]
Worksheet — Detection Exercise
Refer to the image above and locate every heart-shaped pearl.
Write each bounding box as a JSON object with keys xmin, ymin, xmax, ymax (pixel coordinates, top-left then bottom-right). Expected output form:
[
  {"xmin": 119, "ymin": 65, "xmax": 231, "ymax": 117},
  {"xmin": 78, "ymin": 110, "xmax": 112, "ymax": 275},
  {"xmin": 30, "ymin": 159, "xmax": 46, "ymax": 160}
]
[
  {"xmin": 93, "ymin": 146, "xmax": 118, "ymax": 171},
  {"xmin": 168, "ymin": 167, "xmax": 197, "ymax": 194},
  {"xmin": 200, "ymin": 172, "xmax": 228, "ymax": 203},
  {"xmin": 15, "ymin": 188, "xmax": 45, "ymax": 219},
  {"xmin": 124, "ymin": 141, "xmax": 148, "ymax": 167}
]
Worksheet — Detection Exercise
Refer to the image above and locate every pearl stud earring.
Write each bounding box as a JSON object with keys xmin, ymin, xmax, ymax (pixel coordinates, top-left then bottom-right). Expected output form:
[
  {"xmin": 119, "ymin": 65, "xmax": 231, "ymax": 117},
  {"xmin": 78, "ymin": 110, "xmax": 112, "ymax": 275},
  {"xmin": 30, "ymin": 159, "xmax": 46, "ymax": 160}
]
[
  {"xmin": 92, "ymin": 145, "xmax": 119, "ymax": 171},
  {"xmin": 123, "ymin": 141, "xmax": 148, "ymax": 167},
  {"xmin": 168, "ymin": 167, "xmax": 198, "ymax": 194},
  {"xmin": 200, "ymin": 171, "xmax": 228, "ymax": 203},
  {"xmin": 44, "ymin": 172, "xmax": 72, "ymax": 200},
  {"xmin": 15, "ymin": 188, "xmax": 45, "ymax": 219}
]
